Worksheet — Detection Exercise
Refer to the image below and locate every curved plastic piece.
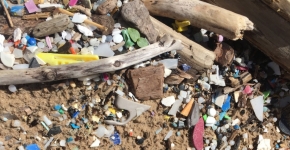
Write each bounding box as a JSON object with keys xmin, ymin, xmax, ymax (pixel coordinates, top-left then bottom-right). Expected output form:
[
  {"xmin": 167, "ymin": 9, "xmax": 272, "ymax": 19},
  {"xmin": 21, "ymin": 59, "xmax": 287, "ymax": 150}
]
[{"xmin": 104, "ymin": 96, "xmax": 151, "ymax": 126}]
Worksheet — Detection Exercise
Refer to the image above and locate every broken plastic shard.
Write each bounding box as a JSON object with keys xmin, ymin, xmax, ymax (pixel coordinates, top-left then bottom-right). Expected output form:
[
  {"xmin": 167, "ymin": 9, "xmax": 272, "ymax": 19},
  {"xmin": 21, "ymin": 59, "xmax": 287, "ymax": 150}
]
[
  {"xmin": 257, "ymin": 135, "xmax": 271, "ymax": 150},
  {"xmin": 214, "ymin": 90, "xmax": 226, "ymax": 108},
  {"xmin": 90, "ymin": 38, "xmax": 100, "ymax": 46},
  {"xmin": 13, "ymin": 48, "xmax": 23, "ymax": 58},
  {"xmin": 164, "ymin": 130, "xmax": 173, "ymax": 140},
  {"xmin": 205, "ymin": 116, "xmax": 216, "ymax": 126},
  {"xmin": 8, "ymin": 85, "xmax": 17, "ymax": 92},
  {"xmin": 13, "ymin": 28, "xmax": 22, "ymax": 42},
  {"xmin": 221, "ymin": 95, "xmax": 231, "ymax": 112},
  {"xmin": 90, "ymin": 138, "xmax": 100, "ymax": 147},
  {"xmin": 267, "ymin": 61, "xmax": 281, "ymax": 75},
  {"xmin": 13, "ymin": 64, "xmax": 29, "ymax": 70},
  {"xmin": 168, "ymin": 99, "xmax": 183, "ymax": 116},
  {"xmin": 95, "ymin": 125, "xmax": 109, "ymax": 138},
  {"xmin": 243, "ymin": 85, "xmax": 252, "ymax": 94},
  {"xmin": 25, "ymin": 0, "xmax": 39, "ymax": 13},
  {"xmin": 164, "ymin": 68, "xmax": 172, "ymax": 78},
  {"xmin": 219, "ymin": 111, "xmax": 226, "ymax": 121},
  {"xmin": 193, "ymin": 118, "xmax": 204, "ymax": 150},
  {"xmin": 187, "ymin": 102, "xmax": 200, "ymax": 127},
  {"xmin": 113, "ymin": 34, "xmax": 123, "ymax": 43},
  {"xmin": 94, "ymin": 43, "xmax": 114, "ymax": 57},
  {"xmin": 234, "ymin": 91, "xmax": 240, "ymax": 103},
  {"xmin": 72, "ymin": 13, "xmax": 87, "ymax": 23},
  {"xmin": 250, "ymin": 96, "xmax": 264, "ymax": 121},
  {"xmin": 77, "ymin": 25, "xmax": 93, "ymax": 36},
  {"xmin": 159, "ymin": 59, "xmax": 178, "ymax": 69},
  {"xmin": 1, "ymin": 52, "xmax": 15, "ymax": 67},
  {"xmin": 101, "ymin": 35, "xmax": 106, "ymax": 43},
  {"xmin": 69, "ymin": 0, "xmax": 78, "ymax": 6},
  {"xmin": 112, "ymin": 28, "xmax": 122, "ymax": 35},
  {"xmin": 198, "ymin": 97, "xmax": 205, "ymax": 103},
  {"xmin": 161, "ymin": 96, "xmax": 176, "ymax": 107}
]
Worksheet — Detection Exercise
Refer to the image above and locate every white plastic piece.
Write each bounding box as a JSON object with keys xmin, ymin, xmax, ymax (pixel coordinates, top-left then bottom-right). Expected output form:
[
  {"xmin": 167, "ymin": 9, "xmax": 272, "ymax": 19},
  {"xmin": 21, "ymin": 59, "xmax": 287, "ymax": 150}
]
[
  {"xmin": 1, "ymin": 51, "xmax": 15, "ymax": 67},
  {"xmin": 72, "ymin": 13, "xmax": 87, "ymax": 23},
  {"xmin": 90, "ymin": 137, "xmax": 100, "ymax": 147},
  {"xmin": 17, "ymin": 145, "xmax": 25, "ymax": 150},
  {"xmin": 112, "ymin": 28, "xmax": 121, "ymax": 35},
  {"xmin": 207, "ymin": 108, "xmax": 216, "ymax": 117},
  {"xmin": 95, "ymin": 125, "xmax": 109, "ymax": 138},
  {"xmin": 14, "ymin": 28, "xmax": 22, "ymax": 42},
  {"xmin": 26, "ymin": 46, "xmax": 38, "ymax": 53},
  {"xmin": 164, "ymin": 130, "xmax": 173, "ymax": 140},
  {"xmin": 164, "ymin": 68, "xmax": 172, "ymax": 78},
  {"xmin": 257, "ymin": 135, "xmax": 271, "ymax": 150},
  {"xmin": 214, "ymin": 92, "xmax": 226, "ymax": 108},
  {"xmin": 206, "ymin": 116, "xmax": 216, "ymax": 126},
  {"xmin": 94, "ymin": 43, "xmax": 114, "ymax": 57},
  {"xmin": 101, "ymin": 35, "xmax": 106, "ymax": 43},
  {"xmin": 42, "ymin": 115, "xmax": 52, "ymax": 126},
  {"xmin": 60, "ymin": 140, "xmax": 66, "ymax": 147},
  {"xmin": 44, "ymin": 137, "xmax": 54, "ymax": 150},
  {"xmin": 198, "ymin": 80, "xmax": 211, "ymax": 90},
  {"xmin": 209, "ymin": 65, "xmax": 225, "ymax": 86},
  {"xmin": 8, "ymin": 85, "xmax": 17, "ymax": 92},
  {"xmin": 114, "ymin": 23, "xmax": 121, "ymax": 28},
  {"xmin": 198, "ymin": 97, "xmax": 205, "ymax": 104},
  {"xmin": 159, "ymin": 59, "xmax": 178, "ymax": 69},
  {"xmin": 77, "ymin": 25, "xmax": 93, "ymax": 36},
  {"xmin": 179, "ymin": 90, "xmax": 188, "ymax": 99},
  {"xmin": 12, "ymin": 120, "xmax": 21, "ymax": 127},
  {"xmin": 13, "ymin": 64, "xmax": 29, "ymax": 70},
  {"xmin": 168, "ymin": 99, "xmax": 183, "ymax": 116},
  {"xmin": 267, "ymin": 62, "xmax": 281, "ymax": 75},
  {"xmin": 0, "ymin": 34, "xmax": 4, "ymax": 52},
  {"xmin": 38, "ymin": 3, "xmax": 63, "ymax": 8},
  {"xmin": 128, "ymin": 92, "xmax": 138, "ymax": 102},
  {"xmin": 117, "ymin": 0, "xmax": 122, "ymax": 7},
  {"xmin": 113, "ymin": 34, "xmax": 123, "ymax": 43},
  {"xmin": 232, "ymin": 118, "xmax": 240, "ymax": 126},
  {"xmin": 250, "ymin": 96, "xmax": 264, "ymax": 121},
  {"xmin": 115, "ymin": 89, "xmax": 124, "ymax": 96},
  {"xmin": 161, "ymin": 96, "xmax": 176, "ymax": 107},
  {"xmin": 116, "ymin": 111, "xmax": 122, "ymax": 118},
  {"xmin": 90, "ymin": 38, "xmax": 100, "ymax": 46},
  {"xmin": 37, "ymin": 42, "xmax": 45, "ymax": 49},
  {"xmin": 243, "ymin": 133, "xmax": 248, "ymax": 139}
]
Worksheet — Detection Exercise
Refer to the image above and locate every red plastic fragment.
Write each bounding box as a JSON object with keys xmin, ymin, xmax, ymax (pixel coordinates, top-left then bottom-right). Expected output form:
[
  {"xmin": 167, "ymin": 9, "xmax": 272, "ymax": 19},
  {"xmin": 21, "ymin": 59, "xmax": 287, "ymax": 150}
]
[
  {"xmin": 193, "ymin": 118, "xmax": 204, "ymax": 150},
  {"xmin": 236, "ymin": 66, "xmax": 248, "ymax": 71}
]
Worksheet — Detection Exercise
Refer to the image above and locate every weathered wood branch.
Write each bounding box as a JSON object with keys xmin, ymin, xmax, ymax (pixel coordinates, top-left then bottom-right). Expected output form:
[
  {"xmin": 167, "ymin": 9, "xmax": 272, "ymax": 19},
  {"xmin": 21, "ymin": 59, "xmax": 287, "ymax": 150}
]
[
  {"xmin": 261, "ymin": 0, "xmax": 290, "ymax": 22},
  {"xmin": 150, "ymin": 16, "xmax": 216, "ymax": 77},
  {"xmin": 143, "ymin": 0, "xmax": 254, "ymax": 40},
  {"xmin": 0, "ymin": 35, "xmax": 183, "ymax": 85},
  {"xmin": 204, "ymin": 0, "xmax": 290, "ymax": 74}
]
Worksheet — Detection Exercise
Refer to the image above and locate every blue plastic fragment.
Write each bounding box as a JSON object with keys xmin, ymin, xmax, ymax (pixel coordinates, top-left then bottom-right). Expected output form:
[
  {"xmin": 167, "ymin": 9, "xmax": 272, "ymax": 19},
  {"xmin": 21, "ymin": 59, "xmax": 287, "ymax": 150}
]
[
  {"xmin": 25, "ymin": 144, "xmax": 40, "ymax": 150},
  {"xmin": 275, "ymin": 144, "xmax": 280, "ymax": 149},
  {"xmin": 67, "ymin": 137, "xmax": 74, "ymax": 143},
  {"xmin": 181, "ymin": 64, "xmax": 191, "ymax": 71},
  {"xmin": 10, "ymin": 6, "xmax": 24, "ymax": 13},
  {"xmin": 176, "ymin": 131, "xmax": 181, "ymax": 136},
  {"xmin": 263, "ymin": 107, "xmax": 269, "ymax": 112},
  {"xmin": 72, "ymin": 111, "xmax": 80, "ymax": 118},
  {"xmin": 110, "ymin": 131, "xmax": 121, "ymax": 145},
  {"xmin": 219, "ymin": 112, "xmax": 226, "ymax": 121},
  {"xmin": 27, "ymin": 38, "xmax": 36, "ymax": 46},
  {"xmin": 3, "ymin": 0, "xmax": 9, "ymax": 8},
  {"xmin": 171, "ymin": 122, "xmax": 177, "ymax": 128},
  {"xmin": 70, "ymin": 123, "xmax": 80, "ymax": 129},
  {"xmin": 233, "ymin": 125, "xmax": 240, "ymax": 130},
  {"xmin": 221, "ymin": 95, "xmax": 231, "ymax": 112},
  {"xmin": 54, "ymin": 105, "xmax": 62, "ymax": 110},
  {"xmin": 233, "ymin": 70, "xmax": 239, "ymax": 78}
]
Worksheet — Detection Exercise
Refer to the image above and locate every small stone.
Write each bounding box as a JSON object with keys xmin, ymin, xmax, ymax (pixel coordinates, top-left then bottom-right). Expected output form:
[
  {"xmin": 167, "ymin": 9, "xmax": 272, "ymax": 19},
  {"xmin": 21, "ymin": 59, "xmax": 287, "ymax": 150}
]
[{"xmin": 96, "ymin": 0, "xmax": 117, "ymax": 15}]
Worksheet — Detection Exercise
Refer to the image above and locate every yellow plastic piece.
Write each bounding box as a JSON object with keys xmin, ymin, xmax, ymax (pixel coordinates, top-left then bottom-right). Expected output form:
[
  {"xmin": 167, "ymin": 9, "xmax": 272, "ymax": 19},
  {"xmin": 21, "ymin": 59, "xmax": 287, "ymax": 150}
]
[
  {"xmin": 109, "ymin": 108, "xmax": 116, "ymax": 114},
  {"xmin": 164, "ymin": 115, "xmax": 171, "ymax": 121},
  {"xmin": 36, "ymin": 53, "xmax": 99, "ymax": 66},
  {"xmin": 172, "ymin": 20, "xmax": 191, "ymax": 32}
]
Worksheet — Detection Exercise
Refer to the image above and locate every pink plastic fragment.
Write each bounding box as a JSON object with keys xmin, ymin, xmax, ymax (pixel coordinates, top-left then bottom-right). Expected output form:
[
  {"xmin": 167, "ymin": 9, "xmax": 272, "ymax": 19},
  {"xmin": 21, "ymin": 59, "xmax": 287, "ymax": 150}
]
[
  {"xmin": 218, "ymin": 35, "xmax": 223, "ymax": 43},
  {"xmin": 103, "ymin": 73, "xmax": 109, "ymax": 81},
  {"xmin": 236, "ymin": 66, "xmax": 248, "ymax": 71},
  {"xmin": 46, "ymin": 36, "xmax": 52, "ymax": 49},
  {"xmin": 193, "ymin": 118, "xmax": 204, "ymax": 150},
  {"xmin": 69, "ymin": 0, "xmax": 78, "ymax": 6},
  {"xmin": 243, "ymin": 85, "xmax": 252, "ymax": 94},
  {"xmin": 24, "ymin": 0, "xmax": 39, "ymax": 13}
]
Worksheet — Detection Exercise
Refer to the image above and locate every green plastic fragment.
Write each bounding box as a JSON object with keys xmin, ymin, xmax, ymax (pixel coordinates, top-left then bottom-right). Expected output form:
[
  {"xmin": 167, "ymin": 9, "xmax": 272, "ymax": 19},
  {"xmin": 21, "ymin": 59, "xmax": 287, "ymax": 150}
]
[
  {"xmin": 263, "ymin": 90, "xmax": 270, "ymax": 99},
  {"xmin": 58, "ymin": 109, "xmax": 64, "ymax": 114},
  {"xmin": 137, "ymin": 37, "xmax": 149, "ymax": 48},
  {"xmin": 121, "ymin": 29, "xmax": 134, "ymax": 48},
  {"xmin": 224, "ymin": 115, "xmax": 231, "ymax": 120},
  {"xmin": 128, "ymin": 28, "xmax": 140, "ymax": 42},
  {"xmin": 203, "ymin": 114, "xmax": 208, "ymax": 121}
]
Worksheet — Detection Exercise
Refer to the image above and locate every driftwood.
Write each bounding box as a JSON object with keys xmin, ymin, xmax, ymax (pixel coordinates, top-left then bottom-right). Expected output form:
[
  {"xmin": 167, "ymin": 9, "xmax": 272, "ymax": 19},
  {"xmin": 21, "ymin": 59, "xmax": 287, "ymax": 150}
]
[
  {"xmin": 0, "ymin": 35, "xmax": 183, "ymax": 85},
  {"xmin": 150, "ymin": 16, "xmax": 216, "ymax": 78},
  {"xmin": 205, "ymin": 0, "xmax": 290, "ymax": 74},
  {"xmin": 261, "ymin": 0, "xmax": 290, "ymax": 22},
  {"xmin": 143, "ymin": 0, "xmax": 254, "ymax": 40}
]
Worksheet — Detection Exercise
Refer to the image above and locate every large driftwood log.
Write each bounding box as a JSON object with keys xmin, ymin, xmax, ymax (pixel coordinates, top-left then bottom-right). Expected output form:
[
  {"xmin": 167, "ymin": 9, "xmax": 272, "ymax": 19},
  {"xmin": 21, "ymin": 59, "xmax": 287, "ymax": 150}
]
[
  {"xmin": 261, "ymin": 0, "xmax": 290, "ymax": 22},
  {"xmin": 204, "ymin": 0, "xmax": 290, "ymax": 74},
  {"xmin": 0, "ymin": 35, "xmax": 183, "ymax": 85},
  {"xmin": 150, "ymin": 16, "xmax": 216, "ymax": 77},
  {"xmin": 142, "ymin": 0, "xmax": 254, "ymax": 40}
]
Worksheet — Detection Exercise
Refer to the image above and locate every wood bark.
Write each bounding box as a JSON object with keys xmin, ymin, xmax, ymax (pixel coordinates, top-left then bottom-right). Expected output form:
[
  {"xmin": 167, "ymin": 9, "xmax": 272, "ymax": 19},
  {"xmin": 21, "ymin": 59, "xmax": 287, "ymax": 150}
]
[
  {"xmin": 150, "ymin": 16, "xmax": 216, "ymax": 77},
  {"xmin": 204, "ymin": 0, "xmax": 290, "ymax": 74},
  {"xmin": 261, "ymin": 0, "xmax": 290, "ymax": 22},
  {"xmin": 142, "ymin": 0, "xmax": 254, "ymax": 40},
  {"xmin": 0, "ymin": 35, "xmax": 183, "ymax": 85}
]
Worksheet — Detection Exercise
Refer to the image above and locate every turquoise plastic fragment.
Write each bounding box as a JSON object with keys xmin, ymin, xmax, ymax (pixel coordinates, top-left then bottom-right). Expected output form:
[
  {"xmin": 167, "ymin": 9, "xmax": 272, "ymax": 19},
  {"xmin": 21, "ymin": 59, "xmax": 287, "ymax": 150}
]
[
  {"xmin": 219, "ymin": 112, "xmax": 226, "ymax": 120},
  {"xmin": 221, "ymin": 95, "xmax": 231, "ymax": 112}
]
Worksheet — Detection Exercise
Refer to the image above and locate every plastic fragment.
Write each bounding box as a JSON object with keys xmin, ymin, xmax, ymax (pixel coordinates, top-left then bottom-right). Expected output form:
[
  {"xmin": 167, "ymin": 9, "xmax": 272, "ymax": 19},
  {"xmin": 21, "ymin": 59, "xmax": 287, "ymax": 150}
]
[
  {"xmin": 159, "ymin": 59, "xmax": 178, "ymax": 69},
  {"xmin": 164, "ymin": 130, "xmax": 173, "ymax": 140},
  {"xmin": 72, "ymin": 13, "xmax": 87, "ymax": 23},
  {"xmin": 214, "ymin": 92, "xmax": 226, "ymax": 108},
  {"xmin": 1, "ymin": 51, "xmax": 15, "ymax": 67},
  {"xmin": 77, "ymin": 25, "xmax": 93, "ymax": 36},
  {"xmin": 187, "ymin": 102, "xmax": 200, "ymax": 127},
  {"xmin": 193, "ymin": 118, "xmax": 204, "ymax": 150},
  {"xmin": 243, "ymin": 85, "xmax": 252, "ymax": 94},
  {"xmin": 161, "ymin": 96, "xmax": 176, "ymax": 107},
  {"xmin": 14, "ymin": 28, "xmax": 22, "ymax": 42},
  {"xmin": 25, "ymin": 144, "xmax": 40, "ymax": 150},
  {"xmin": 69, "ymin": 0, "xmax": 78, "ymax": 6},
  {"xmin": 42, "ymin": 115, "xmax": 52, "ymax": 126},
  {"xmin": 90, "ymin": 137, "xmax": 100, "ymax": 147},
  {"xmin": 110, "ymin": 132, "xmax": 121, "ymax": 145},
  {"xmin": 168, "ymin": 99, "xmax": 183, "ymax": 116},
  {"xmin": 181, "ymin": 64, "xmax": 191, "ymax": 71},
  {"xmin": 25, "ymin": 0, "xmax": 39, "ymax": 13},
  {"xmin": 60, "ymin": 140, "xmax": 66, "ymax": 147},
  {"xmin": 155, "ymin": 128, "xmax": 163, "ymax": 134},
  {"xmin": 250, "ymin": 96, "xmax": 264, "ymax": 121},
  {"xmin": 113, "ymin": 34, "xmax": 123, "ymax": 43},
  {"xmin": 47, "ymin": 126, "xmax": 62, "ymax": 136},
  {"xmin": 206, "ymin": 116, "xmax": 216, "ymax": 126},
  {"xmin": 44, "ymin": 137, "xmax": 54, "ymax": 150},
  {"xmin": 267, "ymin": 62, "xmax": 281, "ymax": 75},
  {"xmin": 8, "ymin": 85, "xmax": 17, "ymax": 92},
  {"xmin": 94, "ymin": 43, "xmax": 114, "ymax": 57},
  {"xmin": 221, "ymin": 95, "xmax": 231, "ymax": 112}
]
